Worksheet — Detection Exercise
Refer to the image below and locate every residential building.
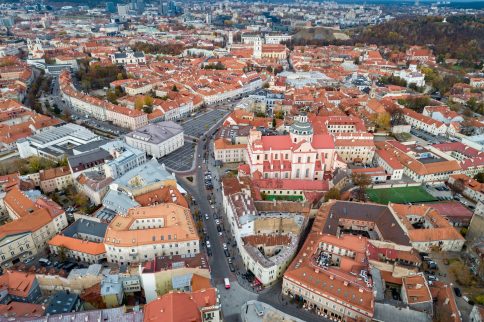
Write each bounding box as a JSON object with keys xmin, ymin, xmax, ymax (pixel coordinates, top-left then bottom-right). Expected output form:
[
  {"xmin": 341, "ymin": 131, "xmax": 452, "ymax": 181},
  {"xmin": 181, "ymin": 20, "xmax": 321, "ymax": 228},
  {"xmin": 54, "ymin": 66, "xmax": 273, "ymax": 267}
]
[
  {"xmin": 68, "ymin": 148, "xmax": 113, "ymax": 179},
  {"xmin": 373, "ymin": 149, "xmax": 404, "ymax": 180},
  {"xmin": 470, "ymin": 304, "xmax": 484, "ymax": 322},
  {"xmin": 44, "ymin": 291, "xmax": 83, "ymax": 315},
  {"xmin": 48, "ymin": 219, "xmax": 108, "ymax": 264},
  {"xmin": 449, "ymin": 174, "xmax": 484, "ymax": 204},
  {"xmin": 104, "ymin": 203, "xmax": 199, "ymax": 265},
  {"xmin": 140, "ymin": 254, "xmax": 211, "ymax": 302},
  {"xmin": 0, "ymin": 302, "xmax": 45, "ymax": 317},
  {"xmin": 0, "ymin": 271, "xmax": 42, "ymax": 304},
  {"xmin": 213, "ymin": 138, "xmax": 247, "ymax": 163},
  {"xmin": 334, "ymin": 133, "xmax": 375, "ymax": 164},
  {"xmin": 125, "ymin": 122, "xmax": 184, "ymax": 158},
  {"xmin": 283, "ymin": 233, "xmax": 375, "ymax": 321},
  {"xmin": 75, "ymin": 172, "xmax": 114, "ymax": 205},
  {"xmin": 143, "ymin": 288, "xmax": 222, "ymax": 322},
  {"xmin": 0, "ymin": 206, "xmax": 56, "ymax": 268},
  {"xmin": 402, "ymin": 107, "xmax": 448, "ymax": 136},
  {"xmin": 39, "ymin": 166, "xmax": 73, "ymax": 193},
  {"xmin": 375, "ymin": 141, "xmax": 461, "ymax": 182},
  {"xmin": 106, "ymin": 105, "xmax": 148, "ymax": 131},
  {"xmin": 100, "ymin": 276, "xmax": 124, "ymax": 308}
]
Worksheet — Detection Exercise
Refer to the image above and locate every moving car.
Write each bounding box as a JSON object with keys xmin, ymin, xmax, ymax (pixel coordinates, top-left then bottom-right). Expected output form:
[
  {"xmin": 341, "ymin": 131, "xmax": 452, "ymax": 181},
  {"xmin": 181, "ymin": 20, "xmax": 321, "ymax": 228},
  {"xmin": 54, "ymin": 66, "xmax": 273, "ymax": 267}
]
[{"xmin": 205, "ymin": 214, "xmax": 209, "ymax": 220}]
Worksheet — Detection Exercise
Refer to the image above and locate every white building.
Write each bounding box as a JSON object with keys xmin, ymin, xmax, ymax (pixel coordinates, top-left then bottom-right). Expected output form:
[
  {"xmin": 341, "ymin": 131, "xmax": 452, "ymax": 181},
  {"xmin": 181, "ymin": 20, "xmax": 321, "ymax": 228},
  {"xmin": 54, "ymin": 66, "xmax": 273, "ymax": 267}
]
[
  {"xmin": 111, "ymin": 49, "xmax": 146, "ymax": 65},
  {"xmin": 124, "ymin": 121, "xmax": 184, "ymax": 158},
  {"xmin": 265, "ymin": 35, "xmax": 292, "ymax": 44},
  {"xmin": 374, "ymin": 149, "xmax": 404, "ymax": 180},
  {"xmin": 393, "ymin": 63, "xmax": 425, "ymax": 87}
]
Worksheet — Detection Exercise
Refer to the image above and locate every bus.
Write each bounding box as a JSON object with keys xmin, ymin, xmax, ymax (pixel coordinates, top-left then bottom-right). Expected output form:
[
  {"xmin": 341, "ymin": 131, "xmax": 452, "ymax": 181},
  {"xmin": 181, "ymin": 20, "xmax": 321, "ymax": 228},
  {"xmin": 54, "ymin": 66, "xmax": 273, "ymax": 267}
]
[{"xmin": 224, "ymin": 278, "xmax": 230, "ymax": 289}]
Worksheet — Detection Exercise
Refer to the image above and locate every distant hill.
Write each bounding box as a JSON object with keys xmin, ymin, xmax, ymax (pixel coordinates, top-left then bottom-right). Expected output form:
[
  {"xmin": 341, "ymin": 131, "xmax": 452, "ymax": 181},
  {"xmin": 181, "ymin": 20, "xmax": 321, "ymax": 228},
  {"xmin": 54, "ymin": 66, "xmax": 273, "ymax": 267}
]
[{"xmin": 293, "ymin": 27, "xmax": 351, "ymax": 42}]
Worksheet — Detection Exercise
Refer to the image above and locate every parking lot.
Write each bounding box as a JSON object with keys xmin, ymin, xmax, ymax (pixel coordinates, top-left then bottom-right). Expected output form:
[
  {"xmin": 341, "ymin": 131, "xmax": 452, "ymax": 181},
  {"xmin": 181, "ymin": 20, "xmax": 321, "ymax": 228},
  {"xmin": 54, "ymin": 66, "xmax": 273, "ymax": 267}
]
[
  {"xmin": 182, "ymin": 109, "xmax": 230, "ymax": 138},
  {"xmin": 410, "ymin": 128, "xmax": 454, "ymax": 145},
  {"xmin": 158, "ymin": 140, "xmax": 196, "ymax": 171}
]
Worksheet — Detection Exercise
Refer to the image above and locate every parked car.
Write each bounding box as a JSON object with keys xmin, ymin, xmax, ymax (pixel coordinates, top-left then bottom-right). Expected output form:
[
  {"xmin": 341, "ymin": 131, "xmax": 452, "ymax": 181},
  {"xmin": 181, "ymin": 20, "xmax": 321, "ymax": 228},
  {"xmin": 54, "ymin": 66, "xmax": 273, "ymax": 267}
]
[
  {"xmin": 454, "ymin": 197, "xmax": 460, "ymax": 201},
  {"xmin": 228, "ymin": 258, "xmax": 233, "ymax": 264},
  {"xmin": 24, "ymin": 257, "xmax": 34, "ymax": 264},
  {"xmin": 223, "ymin": 243, "xmax": 227, "ymax": 250},
  {"xmin": 229, "ymin": 263, "xmax": 235, "ymax": 272},
  {"xmin": 207, "ymin": 248, "xmax": 212, "ymax": 256},
  {"xmin": 428, "ymin": 276, "xmax": 439, "ymax": 281},
  {"xmin": 454, "ymin": 287, "xmax": 462, "ymax": 297},
  {"xmin": 206, "ymin": 241, "xmax": 211, "ymax": 248},
  {"xmin": 213, "ymin": 213, "xmax": 218, "ymax": 219},
  {"xmin": 217, "ymin": 225, "xmax": 221, "ymax": 232},
  {"xmin": 469, "ymin": 205, "xmax": 476, "ymax": 210},
  {"xmin": 425, "ymin": 270, "xmax": 435, "ymax": 275},
  {"xmin": 224, "ymin": 249, "xmax": 230, "ymax": 257}
]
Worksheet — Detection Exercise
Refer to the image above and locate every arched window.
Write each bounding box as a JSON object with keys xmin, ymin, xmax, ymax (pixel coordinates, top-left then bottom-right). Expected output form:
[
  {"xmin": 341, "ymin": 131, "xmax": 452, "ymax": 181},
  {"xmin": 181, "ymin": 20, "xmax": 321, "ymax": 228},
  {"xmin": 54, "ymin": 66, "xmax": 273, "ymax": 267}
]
[
  {"xmin": 294, "ymin": 138, "xmax": 297, "ymax": 143},
  {"xmin": 257, "ymin": 155, "xmax": 260, "ymax": 160}
]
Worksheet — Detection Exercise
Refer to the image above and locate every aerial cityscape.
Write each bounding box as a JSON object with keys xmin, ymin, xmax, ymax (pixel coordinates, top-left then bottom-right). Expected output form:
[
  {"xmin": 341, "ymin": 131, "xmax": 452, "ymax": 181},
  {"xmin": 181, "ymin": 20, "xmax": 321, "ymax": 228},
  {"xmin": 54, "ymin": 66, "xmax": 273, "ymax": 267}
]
[{"xmin": 0, "ymin": 0, "xmax": 483, "ymax": 321}]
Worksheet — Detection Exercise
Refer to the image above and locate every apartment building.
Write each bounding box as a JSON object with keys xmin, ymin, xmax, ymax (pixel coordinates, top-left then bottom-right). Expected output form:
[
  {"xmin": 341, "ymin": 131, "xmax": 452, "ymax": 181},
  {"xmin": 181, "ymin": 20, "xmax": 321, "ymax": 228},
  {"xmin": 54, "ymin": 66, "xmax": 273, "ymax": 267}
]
[
  {"xmin": 124, "ymin": 81, "xmax": 152, "ymax": 96},
  {"xmin": 140, "ymin": 253, "xmax": 211, "ymax": 302},
  {"xmin": 106, "ymin": 105, "xmax": 148, "ymax": 131},
  {"xmin": 0, "ymin": 206, "xmax": 56, "ymax": 268},
  {"xmin": 402, "ymin": 108, "xmax": 448, "ymax": 136},
  {"xmin": 144, "ymin": 288, "xmax": 222, "ymax": 322},
  {"xmin": 39, "ymin": 166, "xmax": 73, "ymax": 193},
  {"xmin": 101, "ymin": 141, "xmax": 146, "ymax": 179},
  {"xmin": 49, "ymin": 219, "xmax": 107, "ymax": 264},
  {"xmin": 374, "ymin": 149, "xmax": 404, "ymax": 180},
  {"xmin": 449, "ymin": 174, "xmax": 484, "ymax": 204},
  {"xmin": 104, "ymin": 204, "xmax": 199, "ymax": 265},
  {"xmin": 375, "ymin": 141, "xmax": 461, "ymax": 182},
  {"xmin": 334, "ymin": 133, "xmax": 375, "ymax": 164},
  {"xmin": 0, "ymin": 271, "xmax": 42, "ymax": 304},
  {"xmin": 76, "ymin": 173, "xmax": 114, "ymax": 205},
  {"xmin": 213, "ymin": 138, "xmax": 247, "ymax": 163},
  {"xmin": 283, "ymin": 233, "xmax": 375, "ymax": 321},
  {"xmin": 125, "ymin": 122, "xmax": 184, "ymax": 158}
]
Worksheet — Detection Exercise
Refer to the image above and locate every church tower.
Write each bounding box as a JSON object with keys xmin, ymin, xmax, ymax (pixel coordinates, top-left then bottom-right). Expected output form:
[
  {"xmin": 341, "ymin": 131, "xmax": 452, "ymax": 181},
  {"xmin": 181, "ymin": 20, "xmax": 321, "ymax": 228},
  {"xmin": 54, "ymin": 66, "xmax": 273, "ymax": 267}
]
[
  {"xmin": 289, "ymin": 108, "xmax": 314, "ymax": 144},
  {"xmin": 254, "ymin": 36, "xmax": 262, "ymax": 59},
  {"xmin": 228, "ymin": 31, "xmax": 233, "ymax": 45},
  {"xmin": 369, "ymin": 81, "xmax": 376, "ymax": 100}
]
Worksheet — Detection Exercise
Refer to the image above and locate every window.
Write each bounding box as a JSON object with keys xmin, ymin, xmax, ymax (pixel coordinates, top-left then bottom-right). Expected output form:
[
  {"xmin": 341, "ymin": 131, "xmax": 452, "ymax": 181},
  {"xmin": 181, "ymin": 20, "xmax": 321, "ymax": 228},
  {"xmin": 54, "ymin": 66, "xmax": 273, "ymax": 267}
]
[{"xmin": 298, "ymin": 157, "xmax": 301, "ymax": 162}]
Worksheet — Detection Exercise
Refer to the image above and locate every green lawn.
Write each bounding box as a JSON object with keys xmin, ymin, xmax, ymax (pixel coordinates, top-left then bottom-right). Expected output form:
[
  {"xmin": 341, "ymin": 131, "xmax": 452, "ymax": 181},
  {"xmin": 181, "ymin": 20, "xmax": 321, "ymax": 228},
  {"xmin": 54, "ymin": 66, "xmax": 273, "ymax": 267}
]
[
  {"xmin": 451, "ymin": 65, "xmax": 463, "ymax": 71},
  {"xmin": 267, "ymin": 195, "xmax": 304, "ymax": 201},
  {"xmin": 366, "ymin": 186, "xmax": 436, "ymax": 204}
]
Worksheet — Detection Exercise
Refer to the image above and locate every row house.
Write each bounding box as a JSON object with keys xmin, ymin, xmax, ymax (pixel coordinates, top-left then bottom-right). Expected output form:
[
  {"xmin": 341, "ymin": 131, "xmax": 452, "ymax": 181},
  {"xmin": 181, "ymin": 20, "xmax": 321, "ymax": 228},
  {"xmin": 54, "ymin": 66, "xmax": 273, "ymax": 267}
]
[{"xmin": 159, "ymin": 96, "xmax": 194, "ymax": 120}]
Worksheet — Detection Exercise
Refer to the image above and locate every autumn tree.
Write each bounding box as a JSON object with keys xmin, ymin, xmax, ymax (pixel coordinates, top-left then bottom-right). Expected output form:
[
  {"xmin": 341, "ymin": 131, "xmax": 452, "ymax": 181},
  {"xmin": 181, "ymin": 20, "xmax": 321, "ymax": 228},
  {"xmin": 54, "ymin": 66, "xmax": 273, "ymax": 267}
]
[
  {"xmin": 449, "ymin": 178, "xmax": 464, "ymax": 198},
  {"xmin": 324, "ymin": 187, "xmax": 341, "ymax": 202},
  {"xmin": 144, "ymin": 94, "xmax": 153, "ymax": 108},
  {"xmin": 57, "ymin": 155, "xmax": 69, "ymax": 167},
  {"xmin": 134, "ymin": 97, "xmax": 144, "ymax": 111},
  {"xmin": 467, "ymin": 96, "xmax": 478, "ymax": 110},
  {"xmin": 58, "ymin": 245, "xmax": 68, "ymax": 262},
  {"xmin": 350, "ymin": 173, "xmax": 373, "ymax": 201},
  {"xmin": 106, "ymin": 88, "xmax": 117, "ymax": 103},
  {"xmin": 449, "ymin": 262, "xmax": 473, "ymax": 286},
  {"xmin": 262, "ymin": 83, "xmax": 270, "ymax": 89}
]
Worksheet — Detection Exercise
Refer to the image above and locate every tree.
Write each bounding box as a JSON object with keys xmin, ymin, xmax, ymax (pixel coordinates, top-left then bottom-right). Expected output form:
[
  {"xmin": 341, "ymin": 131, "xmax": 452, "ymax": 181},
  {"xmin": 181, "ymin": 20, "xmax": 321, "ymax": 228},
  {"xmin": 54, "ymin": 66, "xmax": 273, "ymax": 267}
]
[
  {"xmin": 272, "ymin": 118, "xmax": 276, "ymax": 128},
  {"xmin": 260, "ymin": 192, "xmax": 268, "ymax": 200},
  {"xmin": 28, "ymin": 156, "xmax": 41, "ymax": 173},
  {"xmin": 266, "ymin": 66, "xmax": 273, "ymax": 73},
  {"xmin": 256, "ymin": 112, "xmax": 265, "ymax": 117},
  {"xmin": 172, "ymin": 85, "xmax": 179, "ymax": 92},
  {"xmin": 350, "ymin": 173, "xmax": 372, "ymax": 201},
  {"xmin": 460, "ymin": 227, "xmax": 468, "ymax": 237},
  {"xmin": 467, "ymin": 96, "xmax": 478, "ymax": 110},
  {"xmin": 474, "ymin": 172, "xmax": 484, "ymax": 183},
  {"xmin": 53, "ymin": 104, "xmax": 61, "ymax": 115},
  {"xmin": 70, "ymin": 192, "xmax": 88, "ymax": 207},
  {"xmin": 375, "ymin": 112, "xmax": 390, "ymax": 129},
  {"xmin": 58, "ymin": 245, "xmax": 68, "ymax": 262},
  {"xmin": 262, "ymin": 83, "xmax": 270, "ymax": 89},
  {"xmin": 57, "ymin": 155, "xmax": 69, "ymax": 166},
  {"xmin": 143, "ymin": 105, "xmax": 153, "ymax": 114},
  {"xmin": 134, "ymin": 97, "xmax": 144, "ymax": 111},
  {"xmin": 13, "ymin": 159, "xmax": 28, "ymax": 175},
  {"xmin": 324, "ymin": 187, "xmax": 341, "ymax": 202},
  {"xmin": 275, "ymin": 110, "xmax": 284, "ymax": 119},
  {"xmin": 462, "ymin": 108, "xmax": 474, "ymax": 118},
  {"xmin": 144, "ymin": 94, "xmax": 153, "ymax": 108},
  {"xmin": 448, "ymin": 262, "xmax": 473, "ymax": 286},
  {"xmin": 80, "ymin": 78, "xmax": 91, "ymax": 92},
  {"xmin": 106, "ymin": 88, "xmax": 117, "ymax": 103},
  {"xmin": 196, "ymin": 221, "xmax": 203, "ymax": 230},
  {"xmin": 449, "ymin": 178, "xmax": 464, "ymax": 198}
]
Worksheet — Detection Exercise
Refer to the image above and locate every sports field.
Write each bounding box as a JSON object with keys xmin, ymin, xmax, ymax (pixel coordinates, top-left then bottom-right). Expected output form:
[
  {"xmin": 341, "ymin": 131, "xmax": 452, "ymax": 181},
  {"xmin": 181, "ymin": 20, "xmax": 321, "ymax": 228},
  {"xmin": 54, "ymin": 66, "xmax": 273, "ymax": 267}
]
[{"xmin": 366, "ymin": 186, "xmax": 437, "ymax": 204}]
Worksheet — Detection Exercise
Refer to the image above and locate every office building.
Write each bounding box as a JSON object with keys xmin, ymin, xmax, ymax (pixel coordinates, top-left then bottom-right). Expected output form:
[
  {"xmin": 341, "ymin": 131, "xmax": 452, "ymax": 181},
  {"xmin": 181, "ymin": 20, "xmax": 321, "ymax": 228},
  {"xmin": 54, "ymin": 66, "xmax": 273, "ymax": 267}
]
[
  {"xmin": 106, "ymin": 2, "xmax": 115, "ymax": 13},
  {"xmin": 117, "ymin": 4, "xmax": 128, "ymax": 16},
  {"xmin": 137, "ymin": 0, "xmax": 144, "ymax": 13}
]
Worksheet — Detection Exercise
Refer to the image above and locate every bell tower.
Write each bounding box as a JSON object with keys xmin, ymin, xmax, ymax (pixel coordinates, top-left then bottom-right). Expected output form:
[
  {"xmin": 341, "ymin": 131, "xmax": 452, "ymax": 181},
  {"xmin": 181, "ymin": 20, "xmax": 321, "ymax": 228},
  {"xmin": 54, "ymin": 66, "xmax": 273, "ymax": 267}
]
[{"xmin": 254, "ymin": 36, "xmax": 262, "ymax": 59}]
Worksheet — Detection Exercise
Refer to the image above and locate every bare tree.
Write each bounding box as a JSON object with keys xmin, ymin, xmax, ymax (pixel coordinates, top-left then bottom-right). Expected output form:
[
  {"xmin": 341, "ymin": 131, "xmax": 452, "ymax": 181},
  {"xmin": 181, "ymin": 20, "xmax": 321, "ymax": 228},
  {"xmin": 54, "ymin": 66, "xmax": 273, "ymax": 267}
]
[
  {"xmin": 449, "ymin": 178, "xmax": 464, "ymax": 198},
  {"xmin": 350, "ymin": 173, "xmax": 373, "ymax": 202}
]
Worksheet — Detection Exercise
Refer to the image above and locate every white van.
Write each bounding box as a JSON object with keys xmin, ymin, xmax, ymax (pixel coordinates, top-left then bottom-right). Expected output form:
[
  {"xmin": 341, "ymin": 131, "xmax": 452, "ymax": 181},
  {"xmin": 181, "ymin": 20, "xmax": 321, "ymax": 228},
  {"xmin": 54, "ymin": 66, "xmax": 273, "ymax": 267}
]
[
  {"xmin": 39, "ymin": 258, "xmax": 51, "ymax": 266},
  {"xmin": 224, "ymin": 278, "xmax": 230, "ymax": 289},
  {"xmin": 254, "ymin": 303, "xmax": 264, "ymax": 316}
]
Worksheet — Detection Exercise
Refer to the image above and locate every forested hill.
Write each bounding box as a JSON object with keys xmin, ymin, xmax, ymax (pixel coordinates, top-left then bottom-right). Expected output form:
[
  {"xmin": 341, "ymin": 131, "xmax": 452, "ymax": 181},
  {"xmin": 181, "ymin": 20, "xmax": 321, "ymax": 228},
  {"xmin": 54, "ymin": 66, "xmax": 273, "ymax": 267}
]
[{"xmin": 354, "ymin": 16, "xmax": 484, "ymax": 61}]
